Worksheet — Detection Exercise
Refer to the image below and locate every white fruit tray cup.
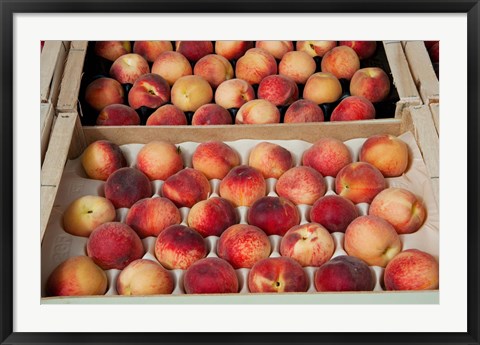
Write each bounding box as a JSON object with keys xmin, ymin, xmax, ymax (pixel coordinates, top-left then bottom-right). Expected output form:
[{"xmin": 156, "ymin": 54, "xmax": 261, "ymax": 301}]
[{"xmin": 41, "ymin": 131, "xmax": 439, "ymax": 299}]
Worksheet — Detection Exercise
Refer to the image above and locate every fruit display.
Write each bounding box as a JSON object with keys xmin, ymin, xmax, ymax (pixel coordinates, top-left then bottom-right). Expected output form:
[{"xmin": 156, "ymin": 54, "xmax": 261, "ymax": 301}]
[
  {"xmin": 41, "ymin": 132, "xmax": 439, "ymax": 297},
  {"xmin": 77, "ymin": 40, "xmax": 401, "ymax": 126}
]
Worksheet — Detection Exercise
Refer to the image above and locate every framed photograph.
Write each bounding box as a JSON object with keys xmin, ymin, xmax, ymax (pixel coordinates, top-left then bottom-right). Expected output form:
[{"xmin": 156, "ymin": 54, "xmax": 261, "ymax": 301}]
[{"xmin": 1, "ymin": 1, "xmax": 479, "ymax": 344}]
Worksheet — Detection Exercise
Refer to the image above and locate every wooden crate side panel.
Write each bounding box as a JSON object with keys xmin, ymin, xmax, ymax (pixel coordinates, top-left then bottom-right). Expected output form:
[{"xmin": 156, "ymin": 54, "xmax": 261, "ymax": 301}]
[
  {"xmin": 429, "ymin": 102, "xmax": 440, "ymax": 135},
  {"xmin": 57, "ymin": 41, "xmax": 88, "ymax": 113},
  {"xmin": 41, "ymin": 112, "xmax": 79, "ymax": 186},
  {"xmin": 402, "ymin": 41, "xmax": 439, "ymax": 104},
  {"xmin": 41, "ymin": 41, "xmax": 63, "ymax": 102},
  {"xmin": 40, "ymin": 102, "xmax": 55, "ymax": 165},
  {"xmin": 81, "ymin": 120, "xmax": 404, "ymax": 147},
  {"xmin": 409, "ymin": 105, "xmax": 439, "ymax": 180},
  {"xmin": 383, "ymin": 41, "xmax": 422, "ymax": 106}
]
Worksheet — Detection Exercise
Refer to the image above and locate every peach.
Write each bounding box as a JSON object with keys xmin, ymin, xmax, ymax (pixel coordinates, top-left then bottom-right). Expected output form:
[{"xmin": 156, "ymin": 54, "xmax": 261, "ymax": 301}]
[
  {"xmin": 136, "ymin": 140, "xmax": 184, "ymax": 181},
  {"xmin": 96, "ymin": 104, "xmax": 140, "ymax": 126},
  {"xmin": 94, "ymin": 41, "xmax": 131, "ymax": 61},
  {"xmin": 303, "ymin": 72, "xmax": 342, "ymax": 104},
  {"xmin": 247, "ymin": 196, "xmax": 300, "ymax": 236},
  {"xmin": 314, "ymin": 255, "xmax": 375, "ymax": 292},
  {"xmin": 127, "ymin": 73, "xmax": 170, "ymax": 110},
  {"xmin": 302, "ymin": 137, "xmax": 352, "ymax": 177},
  {"xmin": 104, "ymin": 167, "xmax": 152, "ymax": 209},
  {"xmin": 321, "ymin": 46, "xmax": 360, "ymax": 80},
  {"xmin": 62, "ymin": 195, "xmax": 116, "ymax": 237},
  {"xmin": 133, "ymin": 40, "xmax": 173, "ymax": 62},
  {"xmin": 176, "ymin": 41, "xmax": 214, "ymax": 62},
  {"xmin": 183, "ymin": 257, "xmax": 239, "ymax": 294},
  {"xmin": 187, "ymin": 197, "xmax": 239, "ymax": 237},
  {"xmin": 191, "ymin": 141, "xmax": 240, "ymax": 180},
  {"xmin": 330, "ymin": 96, "xmax": 376, "ymax": 121},
  {"xmin": 384, "ymin": 249, "xmax": 439, "ymax": 290},
  {"xmin": 154, "ymin": 225, "xmax": 207, "ymax": 270},
  {"xmin": 280, "ymin": 223, "xmax": 334, "ymax": 267},
  {"xmin": 278, "ymin": 51, "xmax": 316, "ymax": 84},
  {"xmin": 248, "ymin": 257, "xmax": 308, "ymax": 293},
  {"xmin": 284, "ymin": 99, "xmax": 324, "ymax": 123},
  {"xmin": 171, "ymin": 75, "xmax": 213, "ymax": 112},
  {"xmin": 310, "ymin": 195, "xmax": 359, "ymax": 233},
  {"xmin": 344, "ymin": 215, "xmax": 402, "ymax": 267},
  {"xmin": 339, "ymin": 41, "xmax": 377, "ymax": 59},
  {"xmin": 81, "ymin": 140, "xmax": 127, "ymax": 181},
  {"xmin": 116, "ymin": 259, "xmax": 174, "ymax": 295},
  {"xmin": 193, "ymin": 54, "xmax": 234, "ymax": 89},
  {"xmin": 219, "ymin": 165, "xmax": 266, "ymax": 207},
  {"xmin": 369, "ymin": 188, "xmax": 427, "ymax": 235},
  {"xmin": 235, "ymin": 48, "xmax": 277, "ymax": 85},
  {"xmin": 275, "ymin": 166, "xmax": 326, "ymax": 205},
  {"xmin": 350, "ymin": 67, "xmax": 391, "ymax": 103},
  {"xmin": 87, "ymin": 222, "xmax": 145, "ymax": 270},
  {"xmin": 257, "ymin": 74, "xmax": 299, "ymax": 106},
  {"xmin": 296, "ymin": 40, "xmax": 337, "ymax": 57},
  {"xmin": 191, "ymin": 103, "xmax": 232, "ymax": 125},
  {"xmin": 235, "ymin": 99, "xmax": 281, "ymax": 124},
  {"xmin": 359, "ymin": 134, "xmax": 409, "ymax": 177},
  {"xmin": 335, "ymin": 162, "xmax": 387, "ymax": 204},
  {"xmin": 125, "ymin": 197, "xmax": 182, "ymax": 238},
  {"xmin": 214, "ymin": 78, "xmax": 256, "ymax": 109},
  {"xmin": 248, "ymin": 142, "xmax": 293, "ymax": 179},
  {"xmin": 109, "ymin": 53, "xmax": 150, "ymax": 85},
  {"xmin": 84, "ymin": 77, "xmax": 124, "ymax": 112},
  {"xmin": 215, "ymin": 40, "xmax": 254, "ymax": 60},
  {"xmin": 145, "ymin": 104, "xmax": 187, "ymax": 126},
  {"xmin": 255, "ymin": 41, "xmax": 294, "ymax": 60},
  {"xmin": 161, "ymin": 168, "xmax": 211, "ymax": 208},
  {"xmin": 151, "ymin": 51, "xmax": 192, "ymax": 86},
  {"xmin": 217, "ymin": 224, "xmax": 271, "ymax": 269},
  {"xmin": 45, "ymin": 256, "xmax": 107, "ymax": 297}
]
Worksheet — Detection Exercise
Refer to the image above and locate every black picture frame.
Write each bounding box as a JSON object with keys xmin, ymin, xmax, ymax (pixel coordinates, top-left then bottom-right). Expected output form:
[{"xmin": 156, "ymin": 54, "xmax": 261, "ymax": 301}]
[{"xmin": 1, "ymin": 1, "xmax": 479, "ymax": 344}]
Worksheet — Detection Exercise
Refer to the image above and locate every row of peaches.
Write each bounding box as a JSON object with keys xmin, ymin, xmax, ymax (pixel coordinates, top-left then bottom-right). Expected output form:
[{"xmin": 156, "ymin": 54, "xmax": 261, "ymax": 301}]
[{"xmin": 85, "ymin": 40, "xmax": 389, "ymax": 125}]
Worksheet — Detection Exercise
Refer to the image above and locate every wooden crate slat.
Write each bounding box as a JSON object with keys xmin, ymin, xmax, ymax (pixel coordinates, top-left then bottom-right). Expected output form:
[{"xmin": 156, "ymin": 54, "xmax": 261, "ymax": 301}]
[
  {"xmin": 40, "ymin": 102, "xmax": 55, "ymax": 165},
  {"xmin": 383, "ymin": 41, "xmax": 422, "ymax": 106},
  {"xmin": 57, "ymin": 41, "xmax": 88, "ymax": 113},
  {"xmin": 40, "ymin": 41, "xmax": 70, "ymax": 103},
  {"xmin": 430, "ymin": 102, "xmax": 440, "ymax": 135},
  {"xmin": 409, "ymin": 105, "xmax": 439, "ymax": 179},
  {"xmin": 82, "ymin": 119, "xmax": 404, "ymax": 146},
  {"xmin": 402, "ymin": 40, "xmax": 439, "ymax": 105}
]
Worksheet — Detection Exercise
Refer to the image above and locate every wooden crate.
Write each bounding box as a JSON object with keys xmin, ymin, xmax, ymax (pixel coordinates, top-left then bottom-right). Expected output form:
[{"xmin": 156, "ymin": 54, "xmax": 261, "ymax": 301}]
[
  {"xmin": 40, "ymin": 41, "xmax": 70, "ymax": 165},
  {"xmin": 401, "ymin": 40, "xmax": 439, "ymax": 105}
]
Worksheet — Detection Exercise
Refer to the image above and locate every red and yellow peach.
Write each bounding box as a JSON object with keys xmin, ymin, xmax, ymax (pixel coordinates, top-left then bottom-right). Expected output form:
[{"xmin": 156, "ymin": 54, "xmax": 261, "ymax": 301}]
[
  {"xmin": 217, "ymin": 224, "xmax": 271, "ymax": 269},
  {"xmin": 125, "ymin": 197, "xmax": 181, "ymax": 238},
  {"xmin": 275, "ymin": 166, "xmax": 326, "ymax": 205},
  {"xmin": 87, "ymin": 222, "xmax": 145, "ymax": 270},
  {"xmin": 46, "ymin": 256, "xmax": 108, "ymax": 297},
  {"xmin": 280, "ymin": 223, "xmax": 334, "ymax": 267},
  {"xmin": 219, "ymin": 165, "xmax": 266, "ymax": 207},
  {"xmin": 154, "ymin": 224, "xmax": 207, "ymax": 270}
]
